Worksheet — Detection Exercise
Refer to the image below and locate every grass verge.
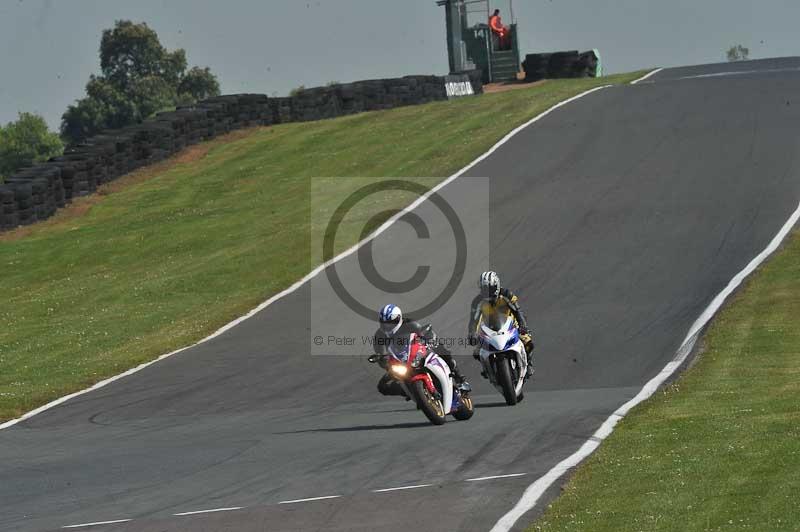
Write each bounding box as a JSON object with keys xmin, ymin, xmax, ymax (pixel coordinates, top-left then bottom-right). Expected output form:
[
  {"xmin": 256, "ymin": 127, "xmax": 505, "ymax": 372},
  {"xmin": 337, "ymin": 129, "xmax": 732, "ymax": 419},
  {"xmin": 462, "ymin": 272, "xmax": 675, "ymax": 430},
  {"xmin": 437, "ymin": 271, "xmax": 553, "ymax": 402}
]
[
  {"xmin": 529, "ymin": 228, "xmax": 800, "ymax": 531},
  {"xmin": 0, "ymin": 71, "xmax": 644, "ymax": 422}
]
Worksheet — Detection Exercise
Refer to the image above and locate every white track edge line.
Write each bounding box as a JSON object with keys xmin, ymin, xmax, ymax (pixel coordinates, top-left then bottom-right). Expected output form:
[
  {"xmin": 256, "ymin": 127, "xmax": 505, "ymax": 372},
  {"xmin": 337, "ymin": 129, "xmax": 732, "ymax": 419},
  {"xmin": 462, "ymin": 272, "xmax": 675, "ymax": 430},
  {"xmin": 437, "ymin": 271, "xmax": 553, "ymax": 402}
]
[
  {"xmin": 62, "ymin": 519, "xmax": 132, "ymax": 528},
  {"xmin": 630, "ymin": 67, "xmax": 664, "ymax": 84},
  {"xmin": 278, "ymin": 495, "xmax": 341, "ymax": 504},
  {"xmin": 0, "ymin": 85, "xmax": 611, "ymax": 431},
  {"xmin": 373, "ymin": 483, "xmax": 432, "ymax": 492},
  {"xmin": 490, "ymin": 199, "xmax": 800, "ymax": 532},
  {"xmin": 173, "ymin": 506, "xmax": 243, "ymax": 516},
  {"xmin": 466, "ymin": 473, "xmax": 527, "ymax": 482},
  {"xmin": 679, "ymin": 66, "xmax": 800, "ymax": 80}
]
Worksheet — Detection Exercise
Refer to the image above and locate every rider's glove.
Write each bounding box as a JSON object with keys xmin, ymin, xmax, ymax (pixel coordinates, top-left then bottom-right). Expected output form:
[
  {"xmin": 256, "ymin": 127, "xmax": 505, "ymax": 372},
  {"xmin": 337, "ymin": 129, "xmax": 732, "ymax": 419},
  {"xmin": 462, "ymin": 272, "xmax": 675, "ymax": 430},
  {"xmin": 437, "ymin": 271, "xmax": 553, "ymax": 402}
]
[
  {"xmin": 369, "ymin": 354, "xmax": 390, "ymax": 369},
  {"xmin": 520, "ymin": 327, "xmax": 530, "ymax": 336}
]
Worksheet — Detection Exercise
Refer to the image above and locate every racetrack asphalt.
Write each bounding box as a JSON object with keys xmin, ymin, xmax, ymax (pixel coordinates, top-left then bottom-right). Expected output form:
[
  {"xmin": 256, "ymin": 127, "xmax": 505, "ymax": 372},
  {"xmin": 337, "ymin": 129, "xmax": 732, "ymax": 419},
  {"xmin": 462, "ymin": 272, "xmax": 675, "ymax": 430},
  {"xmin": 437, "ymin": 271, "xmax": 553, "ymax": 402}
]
[{"xmin": 2, "ymin": 57, "xmax": 800, "ymax": 532}]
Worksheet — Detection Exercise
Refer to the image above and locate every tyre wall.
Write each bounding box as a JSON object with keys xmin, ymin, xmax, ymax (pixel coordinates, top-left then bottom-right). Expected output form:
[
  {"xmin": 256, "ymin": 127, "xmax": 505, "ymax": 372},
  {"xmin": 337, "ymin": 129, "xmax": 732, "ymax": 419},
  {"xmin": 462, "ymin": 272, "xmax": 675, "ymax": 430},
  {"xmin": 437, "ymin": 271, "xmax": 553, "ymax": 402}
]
[
  {"xmin": 0, "ymin": 71, "xmax": 483, "ymax": 233},
  {"xmin": 522, "ymin": 50, "xmax": 600, "ymax": 82}
]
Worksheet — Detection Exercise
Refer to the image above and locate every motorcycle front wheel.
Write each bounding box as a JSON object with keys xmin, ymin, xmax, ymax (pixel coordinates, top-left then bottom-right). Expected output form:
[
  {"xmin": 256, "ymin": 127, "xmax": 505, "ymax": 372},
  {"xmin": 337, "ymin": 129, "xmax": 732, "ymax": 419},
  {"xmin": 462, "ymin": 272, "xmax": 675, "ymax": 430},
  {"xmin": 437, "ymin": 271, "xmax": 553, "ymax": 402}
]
[
  {"xmin": 412, "ymin": 380, "xmax": 446, "ymax": 425},
  {"xmin": 496, "ymin": 357, "xmax": 518, "ymax": 406}
]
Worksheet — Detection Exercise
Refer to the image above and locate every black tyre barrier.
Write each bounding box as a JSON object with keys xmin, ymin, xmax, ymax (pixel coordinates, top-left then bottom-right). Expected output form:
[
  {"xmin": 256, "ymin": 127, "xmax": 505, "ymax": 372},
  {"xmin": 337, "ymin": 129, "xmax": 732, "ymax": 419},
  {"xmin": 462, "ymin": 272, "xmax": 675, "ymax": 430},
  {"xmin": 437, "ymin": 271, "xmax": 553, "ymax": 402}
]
[
  {"xmin": 0, "ymin": 72, "xmax": 483, "ymax": 233},
  {"xmin": 523, "ymin": 50, "xmax": 600, "ymax": 82},
  {"xmin": 0, "ymin": 185, "xmax": 18, "ymax": 231}
]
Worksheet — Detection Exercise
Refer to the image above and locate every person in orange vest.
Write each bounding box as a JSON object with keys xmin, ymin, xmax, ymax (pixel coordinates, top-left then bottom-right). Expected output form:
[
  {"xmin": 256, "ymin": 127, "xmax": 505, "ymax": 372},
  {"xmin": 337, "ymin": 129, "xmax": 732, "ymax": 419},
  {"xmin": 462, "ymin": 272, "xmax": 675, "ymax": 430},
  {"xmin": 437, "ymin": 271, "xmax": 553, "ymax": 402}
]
[{"xmin": 489, "ymin": 9, "xmax": 510, "ymax": 50}]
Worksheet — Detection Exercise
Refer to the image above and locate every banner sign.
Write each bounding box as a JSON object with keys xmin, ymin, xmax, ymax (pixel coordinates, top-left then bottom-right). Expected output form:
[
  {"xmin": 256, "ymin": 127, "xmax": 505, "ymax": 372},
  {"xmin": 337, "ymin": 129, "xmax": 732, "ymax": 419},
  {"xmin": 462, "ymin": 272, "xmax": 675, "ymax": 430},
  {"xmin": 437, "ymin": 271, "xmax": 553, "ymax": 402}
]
[{"xmin": 444, "ymin": 74, "xmax": 476, "ymax": 99}]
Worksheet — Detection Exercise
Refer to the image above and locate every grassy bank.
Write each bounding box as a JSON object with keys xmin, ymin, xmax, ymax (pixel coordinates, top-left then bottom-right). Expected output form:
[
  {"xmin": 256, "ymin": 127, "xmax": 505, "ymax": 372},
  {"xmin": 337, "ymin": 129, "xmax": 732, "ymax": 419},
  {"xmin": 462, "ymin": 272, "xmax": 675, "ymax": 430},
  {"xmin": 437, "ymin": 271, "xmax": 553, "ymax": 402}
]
[
  {"xmin": 0, "ymin": 72, "xmax": 644, "ymax": 422},
  {"xmin": 529, "ymin": 228, "xmax": 800, "ymax": 531}
]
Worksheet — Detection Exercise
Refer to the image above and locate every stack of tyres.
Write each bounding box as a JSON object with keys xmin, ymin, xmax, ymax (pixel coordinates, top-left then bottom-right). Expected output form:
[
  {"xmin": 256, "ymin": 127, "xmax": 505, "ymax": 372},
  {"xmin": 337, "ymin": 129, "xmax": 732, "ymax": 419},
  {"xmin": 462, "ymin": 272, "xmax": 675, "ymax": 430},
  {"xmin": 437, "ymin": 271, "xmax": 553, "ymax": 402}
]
[
  {"xmin": 184, "ymin": 107, "xmax": 214, "ymax": 146},
  {"xmin": 290, "ymin": 87, "xmax": 341, "ymax": 122},
  {"xmin": 9, "ymin": 165, "xmax": 64, "ymax": 210},
  {"xmin": 522, "ymin": 53, "xmax": 551, "ymax": 82},
  {"xmin": 337, "ymin": 84, "xmax": 366, "ymax": 115},
  {"xmin": 200, "ymin": 95, "xmax": 239, "ymax": 126},
  {"xmin": 197, "ymin": 103, "xmax": 222, "ymax": 136},
  {"xmin": 60, "ymin": 150, "xmax": 98, "ymax": 195},
  {"xmin": 381, "ymin": 78, "xmax": 417, "ymax": 108},
  {"xmin": 202, "ymin": 94, "xmax": 262, "ymax": 130},
  {"xmin": 548, "ymin": 51, "xmax": 581, "ymax": 78},
  {"xmin": 0, "ymin": 185, "xmax": 18, "ymax": 230},
  {"xmin": 399, "ymin": 77, "xmax": 424, "ymax": 104},
  {"xmin": 360, "ymin": 80, "xmax": 391, "ymax": 111},
  {"xmin": 236, "ymin": 94, "xmax": 271, "ymax": 127},
  {"xmin": 4, "ymin": 175, "xmax": 55, "ymax": 222},
  {"xmin": 90, "ymin": 130, "xmax": 134, "ymax": 180},
  {"xmin": 85, "ymin": 133, "xmax": 117, "ymax": 186},
  {"xmin": 523, "ymin": 50, "xmax": 599, "ymax": 80},
  {"xmin": 81, "ymin": 137, "xmax": 117, "ymax": 185},
  {"xmin": 193, "ymin": 102, "xmax": 225, "ymax": 135},
  {"xmin": 268, "ymin": 97, "xmax": 293, "ymax": 125},
  {"xmin": 578, "ymin": 51, "xmax": 599, "ymax": 77},
  {"xmin": 30, "ymin": 178, "xmax": 52, "ymax": 220},
  {"xmin": 36, "ymin": 163, "xmax": 66, "ymax": 208},
  {"xmin": 47, "ymin": 157, "xmax": 79, "ymax": 200},
  {"xmin": 11, "ymin": 182, "xmax": 35, "ymax": 225},
  {"xmin": 155, "ymin": 110, "xmax": 188, "ymax": 146},
  {"xmin": 253, "ymin": 99, "xmax": 274, "ymax": 127},
  {"xmin": 204, "ymin": 95, "xmax": 246, "ymax": 130},
  {"xmin": 462, "ymin": 69, "xmax": 485, "ymax": 94},
  {"xmin": 72, "ymin": 153, "xmax": 94, "ymax": 196}
]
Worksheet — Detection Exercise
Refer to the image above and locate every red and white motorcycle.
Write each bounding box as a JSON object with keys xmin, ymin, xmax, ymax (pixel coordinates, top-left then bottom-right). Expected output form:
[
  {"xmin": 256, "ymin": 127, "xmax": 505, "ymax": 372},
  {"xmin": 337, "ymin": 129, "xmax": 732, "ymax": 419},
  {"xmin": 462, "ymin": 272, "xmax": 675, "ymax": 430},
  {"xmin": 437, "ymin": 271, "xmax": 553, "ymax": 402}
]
[{"xmin": 370, "ymin": 333, "xmax": 474, "ymax": 425}]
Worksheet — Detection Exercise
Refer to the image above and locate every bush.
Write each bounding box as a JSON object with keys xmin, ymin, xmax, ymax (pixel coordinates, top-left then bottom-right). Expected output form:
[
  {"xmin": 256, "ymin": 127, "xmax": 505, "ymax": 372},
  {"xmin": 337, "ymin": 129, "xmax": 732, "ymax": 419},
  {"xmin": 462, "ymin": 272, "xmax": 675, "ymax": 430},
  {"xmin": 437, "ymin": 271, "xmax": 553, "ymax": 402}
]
[{"xmin": 0, "ymin": 113, "xmax": 63, "ymax": 179}]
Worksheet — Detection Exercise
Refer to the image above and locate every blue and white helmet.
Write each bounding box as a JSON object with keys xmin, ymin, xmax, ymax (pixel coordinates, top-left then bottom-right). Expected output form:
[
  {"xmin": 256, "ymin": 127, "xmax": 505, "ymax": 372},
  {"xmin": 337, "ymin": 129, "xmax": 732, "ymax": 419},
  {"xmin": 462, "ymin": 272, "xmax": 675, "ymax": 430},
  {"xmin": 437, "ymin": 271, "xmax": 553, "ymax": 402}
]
[
  {"xmin": 378, "ymin": 304, "xmax": 403, "ymax": 334},
  {"xmin": 479, "ymin": 271, "xmax": 500, "ymax": 299}
]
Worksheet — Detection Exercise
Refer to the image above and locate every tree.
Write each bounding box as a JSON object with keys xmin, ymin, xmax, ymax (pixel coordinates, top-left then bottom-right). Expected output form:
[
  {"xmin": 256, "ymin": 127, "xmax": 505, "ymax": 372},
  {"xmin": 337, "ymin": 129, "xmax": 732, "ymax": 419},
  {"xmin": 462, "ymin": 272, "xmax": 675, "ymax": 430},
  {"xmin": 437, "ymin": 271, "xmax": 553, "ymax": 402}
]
[
  {"xmin": 0, "ymin": 113, "xmax": 63, "ymax": 179},
  {"xmin": 61, "ymin": 20, "xmax": 220, "ymax": 145},
  {"xmin": 727, "ymin": 44, "xmax": 750, "ymax": 62},
  {"xmin": 61, "ymin": 76, "xmax": 138, "ymax": 142},
  {"xmin": 99, "ymin": 20, "xmax": 186, "ymax": 91},
  {"xmin": 129, "ymin": 75, "xmax": 180, "ymax": 118},
  {"xmin": 178, "ymin": 66, "xmax": 221, "ymax": 103}
]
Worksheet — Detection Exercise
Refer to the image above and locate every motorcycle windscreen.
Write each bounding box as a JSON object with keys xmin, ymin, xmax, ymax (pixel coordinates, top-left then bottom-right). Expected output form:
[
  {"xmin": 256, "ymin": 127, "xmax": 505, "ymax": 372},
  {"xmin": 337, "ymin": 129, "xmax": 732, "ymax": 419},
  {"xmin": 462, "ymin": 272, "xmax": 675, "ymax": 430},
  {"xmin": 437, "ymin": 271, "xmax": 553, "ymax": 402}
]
[{"xmin": 483, "ymin": 309, "xmax": 511, "ymax": 331}]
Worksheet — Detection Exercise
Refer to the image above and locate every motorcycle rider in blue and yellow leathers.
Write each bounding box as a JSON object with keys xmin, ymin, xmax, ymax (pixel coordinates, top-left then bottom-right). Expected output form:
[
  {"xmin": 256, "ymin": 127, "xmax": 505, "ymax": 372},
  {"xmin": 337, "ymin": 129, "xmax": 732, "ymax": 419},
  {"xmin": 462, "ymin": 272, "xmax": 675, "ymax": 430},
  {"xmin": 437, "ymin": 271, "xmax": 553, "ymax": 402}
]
[{"xmin": 468, "ymin": 271, "xmax": 535, "ymax": 379}]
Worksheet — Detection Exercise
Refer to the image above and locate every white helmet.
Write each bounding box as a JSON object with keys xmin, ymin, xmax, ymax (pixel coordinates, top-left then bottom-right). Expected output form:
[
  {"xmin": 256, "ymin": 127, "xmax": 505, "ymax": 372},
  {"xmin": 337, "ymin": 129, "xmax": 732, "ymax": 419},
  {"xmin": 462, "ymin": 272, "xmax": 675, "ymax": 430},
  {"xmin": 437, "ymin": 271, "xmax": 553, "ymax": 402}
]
[
  {"xmin": 378, "ymin": 304, "xmax": 403, "ymax": 334},
  {"xmin": 479, "ymin": 271, "xmax": 500, "ymax": 299}
]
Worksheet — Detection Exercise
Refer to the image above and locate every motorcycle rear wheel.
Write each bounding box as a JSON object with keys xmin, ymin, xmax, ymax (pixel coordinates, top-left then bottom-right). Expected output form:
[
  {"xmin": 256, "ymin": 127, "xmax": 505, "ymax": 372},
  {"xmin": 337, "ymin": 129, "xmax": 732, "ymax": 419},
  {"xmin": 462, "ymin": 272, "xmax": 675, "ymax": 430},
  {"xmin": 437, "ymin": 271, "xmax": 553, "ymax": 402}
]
[{"xmin": 412, "ymin": 380, "xmax": 446, "ymax": 425}]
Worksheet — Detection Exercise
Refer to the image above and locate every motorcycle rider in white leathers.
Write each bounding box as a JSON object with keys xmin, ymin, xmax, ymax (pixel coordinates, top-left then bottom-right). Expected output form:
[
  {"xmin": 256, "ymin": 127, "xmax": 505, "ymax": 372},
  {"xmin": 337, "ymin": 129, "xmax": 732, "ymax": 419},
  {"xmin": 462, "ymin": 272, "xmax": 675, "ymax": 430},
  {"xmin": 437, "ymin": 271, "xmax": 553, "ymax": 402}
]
[{"xmin": 370, "ymin": 304, "xmax": 470, "ymax": 396}]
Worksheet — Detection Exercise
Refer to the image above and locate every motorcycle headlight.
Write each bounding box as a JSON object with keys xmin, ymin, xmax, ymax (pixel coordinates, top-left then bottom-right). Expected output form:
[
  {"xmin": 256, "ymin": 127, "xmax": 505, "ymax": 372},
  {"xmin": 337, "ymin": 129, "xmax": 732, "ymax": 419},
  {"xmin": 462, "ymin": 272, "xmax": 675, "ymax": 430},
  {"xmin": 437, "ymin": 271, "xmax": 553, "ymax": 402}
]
[{"xmin": 391, "ymin": 365, "xmax": 409, "ymax": 377}]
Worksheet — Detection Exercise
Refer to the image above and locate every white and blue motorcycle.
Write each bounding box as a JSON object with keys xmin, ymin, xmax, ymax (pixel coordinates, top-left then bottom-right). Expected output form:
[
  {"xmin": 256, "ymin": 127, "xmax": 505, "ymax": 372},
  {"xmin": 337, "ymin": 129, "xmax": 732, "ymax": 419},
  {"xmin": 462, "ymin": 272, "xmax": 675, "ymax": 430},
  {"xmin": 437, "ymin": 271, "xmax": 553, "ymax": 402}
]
[{"xmin": 476, "ymin": 314, "xmax": 529, "ymax": 405}]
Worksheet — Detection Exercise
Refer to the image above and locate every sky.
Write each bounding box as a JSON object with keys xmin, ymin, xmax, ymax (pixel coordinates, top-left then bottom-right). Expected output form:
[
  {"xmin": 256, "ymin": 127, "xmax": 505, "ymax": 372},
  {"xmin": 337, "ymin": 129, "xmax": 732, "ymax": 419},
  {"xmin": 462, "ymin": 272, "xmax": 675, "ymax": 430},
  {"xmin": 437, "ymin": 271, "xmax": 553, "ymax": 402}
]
[{"xmin": 0, "ymin": 0, "xmax": 798, "ymax": 130}]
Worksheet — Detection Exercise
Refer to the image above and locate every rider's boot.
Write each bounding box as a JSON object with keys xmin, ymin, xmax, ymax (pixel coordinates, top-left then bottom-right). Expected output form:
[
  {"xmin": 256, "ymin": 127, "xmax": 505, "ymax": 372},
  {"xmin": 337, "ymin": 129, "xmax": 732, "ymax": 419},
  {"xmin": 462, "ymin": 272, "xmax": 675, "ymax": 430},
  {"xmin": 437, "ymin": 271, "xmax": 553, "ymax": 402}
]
[
  {"xmin": 440, "ymin": 352, "xmax": 470, "ymax": 390},
  {"xmin": 524, "ymin": 349, "xmax": 535, "ymax": 379},
  {"xmin": 524, "ymin": 339, "xmax": 535, "ymax": 380},
  {"xmin": 452, "ymin": 368, "xmax": 472, "ymax": 392}
]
